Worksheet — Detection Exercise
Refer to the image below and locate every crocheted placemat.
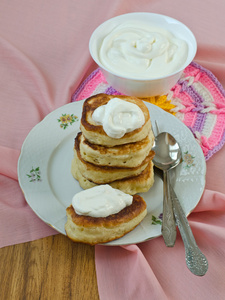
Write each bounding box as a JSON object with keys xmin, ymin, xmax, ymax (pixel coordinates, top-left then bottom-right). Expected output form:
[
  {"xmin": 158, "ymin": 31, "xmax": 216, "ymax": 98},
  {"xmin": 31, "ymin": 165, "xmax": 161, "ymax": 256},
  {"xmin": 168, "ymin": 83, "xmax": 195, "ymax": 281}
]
[{"xmin": 72, "ymin": 61, "xmax": 225, "ymax": 160}]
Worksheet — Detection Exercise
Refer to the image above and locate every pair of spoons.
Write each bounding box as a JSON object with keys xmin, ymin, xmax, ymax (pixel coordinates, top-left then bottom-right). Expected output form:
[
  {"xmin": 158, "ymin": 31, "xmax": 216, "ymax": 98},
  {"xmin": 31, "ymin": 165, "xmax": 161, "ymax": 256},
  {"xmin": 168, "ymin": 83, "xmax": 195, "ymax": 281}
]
[{"xmin": 152, "ymin": 123, "xmax": 208, "ymax": 276}]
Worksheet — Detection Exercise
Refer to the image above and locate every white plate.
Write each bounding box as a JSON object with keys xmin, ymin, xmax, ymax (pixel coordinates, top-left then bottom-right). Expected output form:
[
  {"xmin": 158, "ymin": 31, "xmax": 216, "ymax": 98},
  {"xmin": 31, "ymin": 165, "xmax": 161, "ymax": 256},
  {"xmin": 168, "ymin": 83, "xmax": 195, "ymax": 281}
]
[{"xmin": 18, "ymin": 100, "xmax": 206, "ymax": 246}]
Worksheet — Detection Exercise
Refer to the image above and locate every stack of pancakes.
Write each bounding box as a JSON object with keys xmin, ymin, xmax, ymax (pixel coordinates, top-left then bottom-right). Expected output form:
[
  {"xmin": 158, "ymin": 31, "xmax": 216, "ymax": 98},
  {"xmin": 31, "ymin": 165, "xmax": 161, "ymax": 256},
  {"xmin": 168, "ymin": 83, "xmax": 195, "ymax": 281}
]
[{"xmin": 71, "ymin": 93, "xmax": 155, "ymax": 195}]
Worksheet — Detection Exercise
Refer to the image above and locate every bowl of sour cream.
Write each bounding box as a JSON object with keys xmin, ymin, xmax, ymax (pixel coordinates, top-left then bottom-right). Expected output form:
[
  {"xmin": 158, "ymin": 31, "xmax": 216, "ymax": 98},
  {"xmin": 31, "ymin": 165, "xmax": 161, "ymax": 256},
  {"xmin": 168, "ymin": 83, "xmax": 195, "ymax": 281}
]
[{"xmin": 89, "ymin": 12, "xmax": 197, "ymax": 97}]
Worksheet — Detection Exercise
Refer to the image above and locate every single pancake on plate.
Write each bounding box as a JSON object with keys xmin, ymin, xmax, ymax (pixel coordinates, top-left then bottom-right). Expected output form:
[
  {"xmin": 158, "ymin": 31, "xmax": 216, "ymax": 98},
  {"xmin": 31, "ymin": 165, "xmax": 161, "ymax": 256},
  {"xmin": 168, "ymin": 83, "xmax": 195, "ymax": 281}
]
[
  {"xmin": 79, "ymin": 130, "xmax": 155, "ymax": 168},
  {"xmin": 65, "ymin": 194, "xmax": 147, "ymax": 245},
  {"xmin": 80, "ymin": 93, "xmax": 151, "ymax": 147}
]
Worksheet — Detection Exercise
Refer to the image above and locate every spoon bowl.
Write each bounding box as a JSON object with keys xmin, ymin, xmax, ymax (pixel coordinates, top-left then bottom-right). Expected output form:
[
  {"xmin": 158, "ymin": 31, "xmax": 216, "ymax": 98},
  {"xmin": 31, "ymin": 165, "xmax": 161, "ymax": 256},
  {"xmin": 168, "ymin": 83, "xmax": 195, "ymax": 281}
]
[{"xmin": 152, "ymin": 132, "xmax": 182, "ymax": 171}]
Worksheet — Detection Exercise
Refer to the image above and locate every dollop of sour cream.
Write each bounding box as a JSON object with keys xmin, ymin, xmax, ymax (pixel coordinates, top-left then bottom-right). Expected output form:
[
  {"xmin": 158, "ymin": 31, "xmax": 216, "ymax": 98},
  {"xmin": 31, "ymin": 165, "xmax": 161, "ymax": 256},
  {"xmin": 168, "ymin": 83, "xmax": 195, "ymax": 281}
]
[
  {"xmin": 72, "ymin": 185, "xmax": 133, "ymax": 218},
  {"xmin": 99, "ymin": 21, "xmax": 188, "ymax": 79},
  {"xmin": 92, "ymin": 98, "xmax": 145, "ymax": 138}
]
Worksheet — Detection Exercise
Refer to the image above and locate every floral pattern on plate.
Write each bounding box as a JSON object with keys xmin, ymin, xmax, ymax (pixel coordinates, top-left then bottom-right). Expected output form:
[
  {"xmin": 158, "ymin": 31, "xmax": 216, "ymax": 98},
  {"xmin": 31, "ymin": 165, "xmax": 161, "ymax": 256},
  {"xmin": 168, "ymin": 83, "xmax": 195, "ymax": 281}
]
[
  {"xmin": 183, "ymin": 151, "xmax": 195, "ymax": 169},
  {"xmin": 58, "ymin": 113, "xmax": 79, "ymax": 129},
  {"xmin": 26, "ymin": 167, "xmax": 41, "ymax": 182}
]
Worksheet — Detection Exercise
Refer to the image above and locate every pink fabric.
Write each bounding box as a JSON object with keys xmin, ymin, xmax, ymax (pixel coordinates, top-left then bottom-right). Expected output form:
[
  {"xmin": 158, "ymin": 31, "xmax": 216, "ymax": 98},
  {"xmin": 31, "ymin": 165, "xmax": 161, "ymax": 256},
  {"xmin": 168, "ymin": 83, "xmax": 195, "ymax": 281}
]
[{"xmin": 1, "ymin": 0, "xmax": 225, "ymax": 299}]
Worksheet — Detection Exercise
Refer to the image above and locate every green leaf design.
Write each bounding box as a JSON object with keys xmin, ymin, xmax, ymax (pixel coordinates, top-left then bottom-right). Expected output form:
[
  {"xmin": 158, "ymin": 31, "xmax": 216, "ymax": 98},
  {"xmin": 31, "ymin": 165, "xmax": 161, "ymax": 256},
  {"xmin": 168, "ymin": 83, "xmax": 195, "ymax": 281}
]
[
  {"xmin": 26, "ymin": 167, "xmax": 41, "ymax": 182},
  {"xmin": 152, "ymin": 215, "xmax": 162, "ymax": 225}
]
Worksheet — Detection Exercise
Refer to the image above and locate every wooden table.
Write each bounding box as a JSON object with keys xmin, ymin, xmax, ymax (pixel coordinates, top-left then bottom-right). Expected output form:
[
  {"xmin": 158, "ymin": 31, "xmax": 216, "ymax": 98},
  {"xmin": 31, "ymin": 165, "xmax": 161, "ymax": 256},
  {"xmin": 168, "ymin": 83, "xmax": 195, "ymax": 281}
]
[{"xmin": 0, "ymin": 234, "xmax": 99, "ymax": 300}]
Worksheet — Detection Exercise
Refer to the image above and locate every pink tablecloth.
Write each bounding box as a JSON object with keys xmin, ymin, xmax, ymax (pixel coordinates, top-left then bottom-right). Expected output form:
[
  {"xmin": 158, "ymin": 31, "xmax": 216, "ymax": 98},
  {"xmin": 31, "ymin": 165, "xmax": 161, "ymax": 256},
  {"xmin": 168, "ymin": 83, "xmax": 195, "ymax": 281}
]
[{"xmin": 1, "ymin": 0, "xmax": 225, "ymax": 299}]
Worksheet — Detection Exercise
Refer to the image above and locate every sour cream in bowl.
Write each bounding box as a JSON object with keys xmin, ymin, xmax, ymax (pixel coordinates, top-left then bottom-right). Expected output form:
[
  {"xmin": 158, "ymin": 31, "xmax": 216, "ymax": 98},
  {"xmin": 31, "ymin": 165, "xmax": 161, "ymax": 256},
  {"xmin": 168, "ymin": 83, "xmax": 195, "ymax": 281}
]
[{"xmin": 89, "ymin": 13, "xmax": 197, "ymax": 97}]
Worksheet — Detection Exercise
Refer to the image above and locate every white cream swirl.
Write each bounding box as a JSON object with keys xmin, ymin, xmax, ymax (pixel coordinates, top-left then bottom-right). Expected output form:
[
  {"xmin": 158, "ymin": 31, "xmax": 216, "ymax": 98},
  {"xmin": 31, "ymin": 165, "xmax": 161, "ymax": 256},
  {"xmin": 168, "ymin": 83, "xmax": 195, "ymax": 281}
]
[
  {"xmin": 99, "ymin": 21, "xmax": 188, "ymax": 79},
  {"xmin": 92, "ymin": 98, "xmax": 145, "ymax": 138},
  {"xmin": 72, "ymin": 185, "xmax": 133, "ymax": 218}
]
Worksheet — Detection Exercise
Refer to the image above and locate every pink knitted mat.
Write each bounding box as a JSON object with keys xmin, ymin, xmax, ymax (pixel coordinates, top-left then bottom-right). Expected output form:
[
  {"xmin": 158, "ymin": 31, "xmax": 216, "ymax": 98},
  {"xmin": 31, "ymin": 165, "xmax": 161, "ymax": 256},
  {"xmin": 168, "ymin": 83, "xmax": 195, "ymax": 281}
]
[{"xmin": 72, "ymin": 62, "xmax": 225, "ymax": 160}]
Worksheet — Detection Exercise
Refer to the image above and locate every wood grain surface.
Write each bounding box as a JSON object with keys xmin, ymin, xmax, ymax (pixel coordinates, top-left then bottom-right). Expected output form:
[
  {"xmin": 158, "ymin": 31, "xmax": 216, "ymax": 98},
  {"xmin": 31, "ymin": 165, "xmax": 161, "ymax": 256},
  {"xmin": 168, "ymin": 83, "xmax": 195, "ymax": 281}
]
[{"xmin": 0, "ymin": 234, "xmax": 99, "ymax": 300}]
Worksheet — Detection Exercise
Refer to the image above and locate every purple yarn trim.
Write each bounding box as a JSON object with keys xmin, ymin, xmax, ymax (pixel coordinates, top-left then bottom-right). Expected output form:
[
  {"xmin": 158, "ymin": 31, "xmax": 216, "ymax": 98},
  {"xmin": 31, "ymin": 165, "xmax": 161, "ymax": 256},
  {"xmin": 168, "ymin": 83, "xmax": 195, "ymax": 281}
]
[
  {"xmin": 192, "ymin": 113, "xmax": 207, "ymax": 133},
  {"xmin": 187, "ymin": 126, "xmax": 197, "ymax": 137},
  {"xmin": 191, "ymin": 61, "xmax": 225, "ymax": 98},
  {"xmin": 178, "ymin": 71, "xmax": 209, "ymax": 134},
  {"xmin": 177, "ymin": 77, "xmax": 206, "ymax": 109},
  {"xmin": 105, "ymin": 86, "xmax": 122, "ymax": 95},
  {"xmin": 177, "ymin": 77, "xmax": 208, "ymax": 134},
  {"xmin": 205, "ymin": 127, "xmax": 225, "ymax": 160},
  {"xmin": 71, "ymin": 68, "xmax": 101, "ymax": 102},
  {"xmin": 186, "ymin": 84, "xmax": 205, "ymax": 106}
]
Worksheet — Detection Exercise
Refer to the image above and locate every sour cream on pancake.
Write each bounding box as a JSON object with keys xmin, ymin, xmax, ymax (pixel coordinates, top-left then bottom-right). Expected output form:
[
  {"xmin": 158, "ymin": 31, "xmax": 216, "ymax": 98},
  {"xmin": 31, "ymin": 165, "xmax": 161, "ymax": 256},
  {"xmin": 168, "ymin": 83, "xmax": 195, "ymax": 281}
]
[
  {"xmin": 92, "ymin": 98, "xmax": 145, "ymax": 138},
  {"xmin": 72, "ymin": 185, "xmax": 133, "ymax": 217}
]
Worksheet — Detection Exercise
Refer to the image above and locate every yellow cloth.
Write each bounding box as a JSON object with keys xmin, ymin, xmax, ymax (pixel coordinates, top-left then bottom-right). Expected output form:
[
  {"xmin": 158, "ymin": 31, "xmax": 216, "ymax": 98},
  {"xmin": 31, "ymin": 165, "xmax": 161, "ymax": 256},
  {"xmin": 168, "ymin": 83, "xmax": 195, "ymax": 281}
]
[{"xmin": 140, "ymin": 95, "xmax": 176, "ymax": 115}]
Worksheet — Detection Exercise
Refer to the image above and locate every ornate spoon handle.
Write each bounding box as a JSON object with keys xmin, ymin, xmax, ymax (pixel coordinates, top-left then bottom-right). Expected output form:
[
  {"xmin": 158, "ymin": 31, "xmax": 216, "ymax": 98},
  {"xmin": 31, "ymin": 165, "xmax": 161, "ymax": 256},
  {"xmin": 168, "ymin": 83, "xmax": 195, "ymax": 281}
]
[
  {"xmin": 161, "ymin": 170, "xmax": 177, "ymax": 247},
  {"xmin": 169, "ymin": 182, "xmax": 208, "ymax": 276}
]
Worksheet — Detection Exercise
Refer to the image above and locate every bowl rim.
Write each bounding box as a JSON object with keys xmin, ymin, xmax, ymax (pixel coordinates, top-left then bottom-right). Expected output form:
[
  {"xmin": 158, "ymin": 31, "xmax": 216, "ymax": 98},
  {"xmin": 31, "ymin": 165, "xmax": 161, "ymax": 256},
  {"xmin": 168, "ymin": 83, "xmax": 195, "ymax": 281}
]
[{"xmin": 89, "ymin": 12, "xmax": 197, "ymax": 81}]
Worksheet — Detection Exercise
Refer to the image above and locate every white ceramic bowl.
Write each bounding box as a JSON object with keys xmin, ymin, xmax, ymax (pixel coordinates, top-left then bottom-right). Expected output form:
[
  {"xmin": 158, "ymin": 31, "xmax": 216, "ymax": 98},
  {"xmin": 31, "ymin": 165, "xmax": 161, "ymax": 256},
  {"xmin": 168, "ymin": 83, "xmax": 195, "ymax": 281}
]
[{"xmin": 89, "ymin": 12, "xmax": 197, "ymax": 97}]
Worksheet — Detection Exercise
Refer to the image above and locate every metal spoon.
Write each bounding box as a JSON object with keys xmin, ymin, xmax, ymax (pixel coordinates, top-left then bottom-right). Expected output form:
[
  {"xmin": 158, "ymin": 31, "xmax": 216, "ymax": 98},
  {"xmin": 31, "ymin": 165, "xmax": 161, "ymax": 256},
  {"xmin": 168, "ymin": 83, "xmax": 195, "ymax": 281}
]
[
  {"xmin": 152, "ymin": 129, "xmax": 181, "ymax": 246},
  {"xmin": 169, "ymin": 181, "xmax": 208, "ymax": 276},
  {"xmin": 153, "ymin": 126, "xmax": 208, "ymax": 276}
]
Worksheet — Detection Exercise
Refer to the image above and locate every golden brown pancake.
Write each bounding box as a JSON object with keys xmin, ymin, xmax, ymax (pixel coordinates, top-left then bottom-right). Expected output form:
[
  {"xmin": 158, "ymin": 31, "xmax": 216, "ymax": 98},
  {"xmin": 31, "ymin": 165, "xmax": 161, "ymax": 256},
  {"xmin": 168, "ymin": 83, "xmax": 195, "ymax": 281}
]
[
  {"xmin": 71, "ymin": 151, "xmax": 154, "ymax": 195},
  {"xmin": 65, "ymin": 194, "xmax": 147, "ymax": 245},
  {"xmin": 79, "ymin": 130, "xmax": 155, "ymax": 168},
  {"xmin": 74, "ymin": 132, "xmax": 154, "ymax": 184},
  {"xmin": 80, "ymin": 93, "xmax": 151, "ymax": 146}
]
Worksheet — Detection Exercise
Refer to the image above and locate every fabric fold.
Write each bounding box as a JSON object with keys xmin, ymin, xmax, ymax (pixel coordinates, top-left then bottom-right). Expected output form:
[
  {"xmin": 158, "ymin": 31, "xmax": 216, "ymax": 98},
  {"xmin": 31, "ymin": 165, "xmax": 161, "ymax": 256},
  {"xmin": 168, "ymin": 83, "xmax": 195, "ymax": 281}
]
[
  {"xmin": 96, "ymin": 188, "xmax": 225, "ymax": 300},
  {"xmin": 95, "ymin": 244, "xmax": 168, "ymax": 300},
  {"xmin": 0, "ymin": 146, "xmax": 20, "ymax": 180}
]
